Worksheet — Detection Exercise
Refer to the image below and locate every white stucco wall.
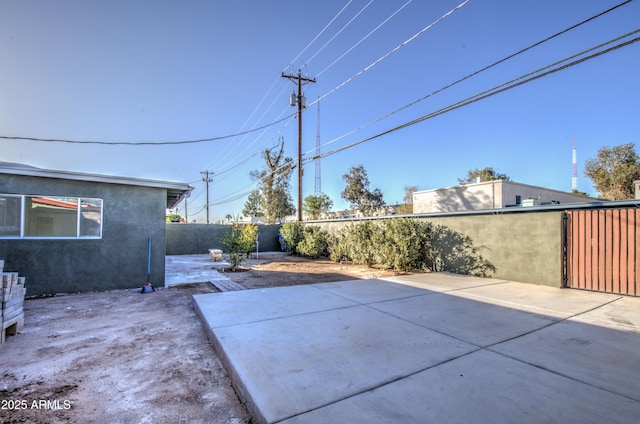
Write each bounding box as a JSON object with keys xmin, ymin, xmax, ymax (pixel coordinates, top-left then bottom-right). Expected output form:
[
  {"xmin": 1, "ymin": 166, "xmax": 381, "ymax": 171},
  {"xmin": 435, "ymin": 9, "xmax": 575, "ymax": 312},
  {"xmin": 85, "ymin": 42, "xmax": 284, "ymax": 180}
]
[{"xmin": 413, "ymin": 180, "xmax": 596, "ymax": 213}]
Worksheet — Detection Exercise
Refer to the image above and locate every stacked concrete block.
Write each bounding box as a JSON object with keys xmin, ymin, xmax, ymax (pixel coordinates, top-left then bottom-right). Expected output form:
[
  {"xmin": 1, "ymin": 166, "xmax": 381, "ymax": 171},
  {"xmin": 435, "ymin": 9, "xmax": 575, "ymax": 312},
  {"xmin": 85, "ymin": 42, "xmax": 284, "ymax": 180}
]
[
  {"xmin": 1, "ymin": 260, "xmax": 26, "ymax": 344},
  {"xmin": 209, "ymin": 249, "xmax": 223, "ymax": 262}
]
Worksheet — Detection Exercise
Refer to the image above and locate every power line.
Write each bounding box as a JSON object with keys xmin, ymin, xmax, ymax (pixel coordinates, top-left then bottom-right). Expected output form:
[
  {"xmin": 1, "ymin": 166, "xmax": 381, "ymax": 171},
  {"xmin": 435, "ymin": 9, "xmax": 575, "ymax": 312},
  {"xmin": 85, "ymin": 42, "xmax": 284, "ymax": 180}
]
[
  {"xmin": 207, "ymin": 1, "xmax": 354, "ymax": 174},
  {"xmin": 0, "ymin": 114, "xmax": 295, "ymax": 145},
  {"xmin": 211, "ymin": 114, "xmax": 296, "ymax": 187},
  {"xmin": 282, "ymin": 0, "xmax": 354, "ymax": 74},
  {"xmin": 209, "ymin": 148, "xmax": 301, "ymax": 207},
  {"xmin": 308, "ymin": 0, "xmax": 471, "ymax": 108},
  {"xmin": 300, "ymin": 0, "xmax": 374, "ymax": 71},
  {"xmin": 204, "ymin": 2, "xmax": 355, "ymax": 173},
  {"xmin": 305, "ymin": 31, "xmax": 640, "ymax": 163},
  {"xmin": 186, "ymin": 2, "xmax": 638, "ymax": 214},
  {"xmin": 316, "ymin": 0, "xmax": 414, "ymax": 77},
  {"xmin": 305, "ymin": 0, "xmax": 636, "ymax": 156}
]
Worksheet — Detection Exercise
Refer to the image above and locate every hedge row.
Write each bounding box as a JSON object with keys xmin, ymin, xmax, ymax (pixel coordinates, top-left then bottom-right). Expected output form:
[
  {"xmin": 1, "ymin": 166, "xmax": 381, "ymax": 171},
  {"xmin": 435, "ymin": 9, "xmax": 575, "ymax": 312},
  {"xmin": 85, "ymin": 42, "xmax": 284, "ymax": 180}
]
[{"xmin": 280, "ymin": 219, "xmax": 495, "ymax": 276}]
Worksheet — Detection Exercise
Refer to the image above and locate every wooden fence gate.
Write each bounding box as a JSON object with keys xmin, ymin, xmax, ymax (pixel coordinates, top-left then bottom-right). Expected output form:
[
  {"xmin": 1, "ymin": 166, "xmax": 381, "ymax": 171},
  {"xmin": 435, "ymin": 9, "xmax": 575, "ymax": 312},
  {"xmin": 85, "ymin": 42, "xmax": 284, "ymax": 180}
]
[{"xmin": 565, "ymin": 208, "xmax": 638, "ymax": 296}]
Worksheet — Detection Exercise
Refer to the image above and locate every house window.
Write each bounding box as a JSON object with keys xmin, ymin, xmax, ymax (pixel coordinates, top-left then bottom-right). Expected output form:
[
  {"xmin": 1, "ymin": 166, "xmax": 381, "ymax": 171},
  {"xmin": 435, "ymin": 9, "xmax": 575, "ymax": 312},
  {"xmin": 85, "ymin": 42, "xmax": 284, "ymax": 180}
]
[
  {"xmin": 0, "ymin": 194, "xmax": 102, "ymax": 239},
  {"xmin": 0, "ymin": 195, "xmax": 21, "ymax": 236}
]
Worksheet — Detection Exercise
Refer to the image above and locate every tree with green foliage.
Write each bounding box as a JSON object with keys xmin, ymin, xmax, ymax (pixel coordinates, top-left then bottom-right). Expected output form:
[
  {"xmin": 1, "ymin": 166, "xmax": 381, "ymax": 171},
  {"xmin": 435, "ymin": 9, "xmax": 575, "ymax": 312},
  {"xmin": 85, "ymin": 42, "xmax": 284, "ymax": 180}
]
[
  {"xmin": 297, "ymin": 226, "xmax": 328, "ymax": 258},
  {"xmin": 396, "ymin": 185, "xmax": 417, "ymax": 214},
  {"xmin": 584, "ymin": 142, "xmax": 640, "ymax": 200},
  {"xmin": 303, "ymin": 193, "xmax": 333, "ymax": 220},
  {"xmin": 279, "ymin": 221, "xmax": 305, "ymax": 254},
  {"xmin": 221, "ymin": 223, "xmax": 258, "ymax": 271},
  {"xmin": 458, "ymin": 167, "xmax": 511, "ymax": 184},
  {"xmin": 249, "ymin": 143, "xmax": 296, "ymax": 224},
  {"xmin": 166, "ymin": 213, "xmax": 182, "ymax": 222},
  {"xmin": 242, "ymin": 189, "xmax": 263, "ymax": 218},
  {"xmin": 341, "ymin": 165, "xmax": 385, "ymax": 217}
]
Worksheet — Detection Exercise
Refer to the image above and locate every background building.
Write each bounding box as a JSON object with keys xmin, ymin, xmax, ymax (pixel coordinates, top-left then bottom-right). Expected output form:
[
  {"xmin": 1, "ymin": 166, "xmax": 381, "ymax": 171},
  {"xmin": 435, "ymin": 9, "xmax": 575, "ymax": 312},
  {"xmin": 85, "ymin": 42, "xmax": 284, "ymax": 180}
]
[{"xmin": 413, "ymin": 180, "xmax": 597, "ymax": 214}]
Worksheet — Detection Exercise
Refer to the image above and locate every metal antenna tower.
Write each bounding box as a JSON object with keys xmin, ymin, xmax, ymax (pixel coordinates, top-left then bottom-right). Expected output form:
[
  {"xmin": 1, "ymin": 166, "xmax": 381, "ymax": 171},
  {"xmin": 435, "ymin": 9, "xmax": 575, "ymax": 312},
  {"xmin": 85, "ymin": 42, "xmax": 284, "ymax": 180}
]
[
  {"xmin": 314, "ymin": 99, "xmax": 321, "ymax": 195},
  {"xmin": 572, "ymin": 136, "xmax": 578, "ymax": 191}
]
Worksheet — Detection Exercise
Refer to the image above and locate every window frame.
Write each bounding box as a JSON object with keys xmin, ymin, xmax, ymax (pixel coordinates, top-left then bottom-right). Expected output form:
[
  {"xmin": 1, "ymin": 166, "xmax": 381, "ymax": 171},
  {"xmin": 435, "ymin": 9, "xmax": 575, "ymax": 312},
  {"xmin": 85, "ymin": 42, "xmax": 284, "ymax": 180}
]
[{"xmin": 0, "ymin": 193, "xmax": 103, "ymax": 239}]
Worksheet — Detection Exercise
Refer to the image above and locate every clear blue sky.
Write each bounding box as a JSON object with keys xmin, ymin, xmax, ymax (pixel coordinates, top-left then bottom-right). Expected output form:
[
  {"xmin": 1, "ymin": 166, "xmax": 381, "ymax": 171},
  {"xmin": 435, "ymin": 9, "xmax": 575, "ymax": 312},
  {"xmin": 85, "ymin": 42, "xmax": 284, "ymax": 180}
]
[{"xmin": 1, "ymin": 0, "xmax": 638, "ymax": 223}]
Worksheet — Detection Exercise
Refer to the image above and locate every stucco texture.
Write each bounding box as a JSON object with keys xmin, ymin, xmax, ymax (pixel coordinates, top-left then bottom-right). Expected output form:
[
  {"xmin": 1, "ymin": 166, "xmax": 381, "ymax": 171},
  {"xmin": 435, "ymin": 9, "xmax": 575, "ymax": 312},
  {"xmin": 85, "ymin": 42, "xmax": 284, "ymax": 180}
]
[
  {"xmin": 315, "ymin": 211, "xmax": 563, "ymax": 287},
  {"xmin": 0, "ymin": 174, "xmax": 167, "ymax": 296}
]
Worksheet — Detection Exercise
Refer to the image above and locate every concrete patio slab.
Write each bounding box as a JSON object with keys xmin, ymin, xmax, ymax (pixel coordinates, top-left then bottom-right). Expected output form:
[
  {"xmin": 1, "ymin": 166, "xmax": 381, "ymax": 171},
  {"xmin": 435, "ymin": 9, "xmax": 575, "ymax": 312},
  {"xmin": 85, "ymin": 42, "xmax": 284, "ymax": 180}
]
[
  {"xmin": 383, "ymin": 272, "xmax": 505, "ymax": 292},
  {"xmin": 165, "ymin": 254, "xmax": 231, "ymax": 286},
  {"xmin": 280, "ymin": 349, "xmax": 639, "ymax": 424},
  {"xmin": 450, "ymin": 281, "xmax": 623, "ymax": 318},
  {"xmin": 569, "ymin": 295, "xmax": 640, "ymax": 331},
  {"xmin": 210, "ymin": 305, "xmax": 475, "ymax": 422},
  {"xmin": 313, "ymin": 278, "xmax": 438, "ymax": 304},
  {"xmin": 491, "ymin": 314, "xmax": 640, "ymax": 402},
  {"xmin": 370, "ymin": 291, "xmax": 558, "ymax": 346},
  {"xmin": 193, "ymin": 285, "xmax": 357, "ymax": 328},
  {"xmin": 193, "ymin": 273, "xmax": 640, "ymax": 423}
]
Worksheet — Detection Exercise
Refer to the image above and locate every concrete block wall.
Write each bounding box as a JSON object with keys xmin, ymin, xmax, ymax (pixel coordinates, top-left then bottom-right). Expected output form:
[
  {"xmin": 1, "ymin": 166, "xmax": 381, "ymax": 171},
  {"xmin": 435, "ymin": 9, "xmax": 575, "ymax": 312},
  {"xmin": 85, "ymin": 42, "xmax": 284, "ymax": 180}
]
[
  {"xmin": 165, "ymin": 223, "xmax": 282, "ymax": 255},
  {"xmin": 313, "ymin": 211, "xmax": 563, "ymax": 288}
]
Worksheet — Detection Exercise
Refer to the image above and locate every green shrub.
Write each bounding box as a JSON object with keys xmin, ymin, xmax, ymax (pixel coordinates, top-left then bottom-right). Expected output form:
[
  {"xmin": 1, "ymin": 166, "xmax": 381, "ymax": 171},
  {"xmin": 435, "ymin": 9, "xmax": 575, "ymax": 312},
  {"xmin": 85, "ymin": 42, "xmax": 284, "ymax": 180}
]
[
  {"xmin": 280, "ymin": 221, "xmax": 305, "ymax": 254},
  {"xmin": 297, "ymin": 226, "xmax": 328, "ymax": 258},
  {"xmin": 289, "ymin": 218, "xmax": 495, "ymax": 277},
  {"xmin": 374, "ymin": 218, "xmax": 428, "ymax": 272},
  {"xmin": 327, "ymin": 231, "xmax": 349, "ymax": 263},
  {"xmin": 338, "ymin": 221, "xmax": 378, "ymax": 266},
  {"xmin": 221, "ymin": 223, "xmax": 258, "ymax": 271}
]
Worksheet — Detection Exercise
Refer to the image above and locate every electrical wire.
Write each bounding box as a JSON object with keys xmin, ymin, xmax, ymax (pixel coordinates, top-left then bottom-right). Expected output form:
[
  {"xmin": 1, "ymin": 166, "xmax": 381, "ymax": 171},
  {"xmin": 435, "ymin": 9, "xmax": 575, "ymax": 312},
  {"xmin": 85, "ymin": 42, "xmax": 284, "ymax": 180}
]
[
  {"xmin": 208, "ymin": 96, "xmax": 293, "ymax": 175},
  {"xmin": 300, "ymin": 0, "xmax": 374, "ymax": 71},
  {"xmin": 200, "ymin": 23, "xmax": 630, "ymax": 211},
  {"xmin": 208, "ymin": 146, "xmax": 300, "ymax": 207},
  {"xmin": 307, "ymin": 0, "xmax": 471, "ymax": 109},
  {"xmin": 304, "ymin": 0, "xmax": 636, "ymax": 156},
  {"xmin": 0, "ymin": 114, "xmax": 295, "ymax": 145},
  {"xmin": 304, "ymin": 31, "xmax": 640, "ymax": 163},
  {"xmin": 187, "ymin": 27, "xmax": 639, "ymax": 213},
  {"xmin": 211, "ymin": 113, "xmax": 296, "ymax": 188},
  {"xmin": 282, "ymin": 0, "xmax": 353, "ymax": 74},
  {"xmin": 316, "ymin": 0, "xmax": 413, "ymax": 77},
  {"xmin": 205, "ymin": 1, "xmax": 356, "ymax": 172}
]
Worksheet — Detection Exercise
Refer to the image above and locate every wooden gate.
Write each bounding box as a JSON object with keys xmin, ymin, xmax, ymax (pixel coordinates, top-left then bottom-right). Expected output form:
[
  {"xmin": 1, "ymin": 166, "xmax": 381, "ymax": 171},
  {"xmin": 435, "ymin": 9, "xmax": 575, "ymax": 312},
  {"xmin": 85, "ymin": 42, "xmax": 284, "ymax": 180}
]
[{"xmin": 565, "ymin": 208, "xmax": 638, "ymax": 296}]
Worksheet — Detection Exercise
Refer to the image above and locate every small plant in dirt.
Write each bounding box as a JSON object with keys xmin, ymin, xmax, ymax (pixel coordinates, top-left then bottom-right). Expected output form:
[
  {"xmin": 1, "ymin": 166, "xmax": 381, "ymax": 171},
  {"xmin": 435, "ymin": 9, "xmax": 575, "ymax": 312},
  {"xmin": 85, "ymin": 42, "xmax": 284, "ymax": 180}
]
[
  {"xmin": 279, "ymin": 221, "xmax": 305, "ymax": 254},
  {"xmin": 221, "ymin": 223, "xmax": 258, "ymax": 271}
]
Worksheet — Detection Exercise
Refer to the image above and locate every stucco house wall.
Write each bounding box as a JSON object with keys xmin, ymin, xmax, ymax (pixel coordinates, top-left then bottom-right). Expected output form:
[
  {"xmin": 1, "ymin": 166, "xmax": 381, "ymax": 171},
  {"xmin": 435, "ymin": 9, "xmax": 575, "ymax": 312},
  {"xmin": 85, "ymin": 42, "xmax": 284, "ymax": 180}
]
[{"xmin": 0, "ymin": 163, "xmax": 191, "ymax": 296}]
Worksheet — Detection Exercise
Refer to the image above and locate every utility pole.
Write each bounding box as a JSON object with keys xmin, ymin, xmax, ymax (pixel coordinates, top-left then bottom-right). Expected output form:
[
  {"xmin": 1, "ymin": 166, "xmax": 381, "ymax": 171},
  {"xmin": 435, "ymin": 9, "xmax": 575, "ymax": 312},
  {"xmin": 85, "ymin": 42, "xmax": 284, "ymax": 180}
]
[
  {"xmin": 200, "ymin": 170, "xmax": 213, "ymax": 224},
  {"xmin": 282, "ymin": 70, "xmax": 316, "ymax": 221},
  {"xmin": 184, "ymin": 198, "xmax": 188, "ymax": 223}
]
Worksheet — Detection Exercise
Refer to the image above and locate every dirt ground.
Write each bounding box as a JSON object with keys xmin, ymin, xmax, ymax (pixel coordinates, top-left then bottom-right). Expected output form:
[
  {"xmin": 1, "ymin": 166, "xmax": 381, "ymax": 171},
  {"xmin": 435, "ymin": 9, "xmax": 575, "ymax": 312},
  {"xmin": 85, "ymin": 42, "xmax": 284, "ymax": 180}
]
[
  {"xmin": 219, "ymin": 252, "xmax": 399, "ymax": 289},
  {"xmin": 0, "ymin": 255, "xmax": 402, "ymax": 424}
]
